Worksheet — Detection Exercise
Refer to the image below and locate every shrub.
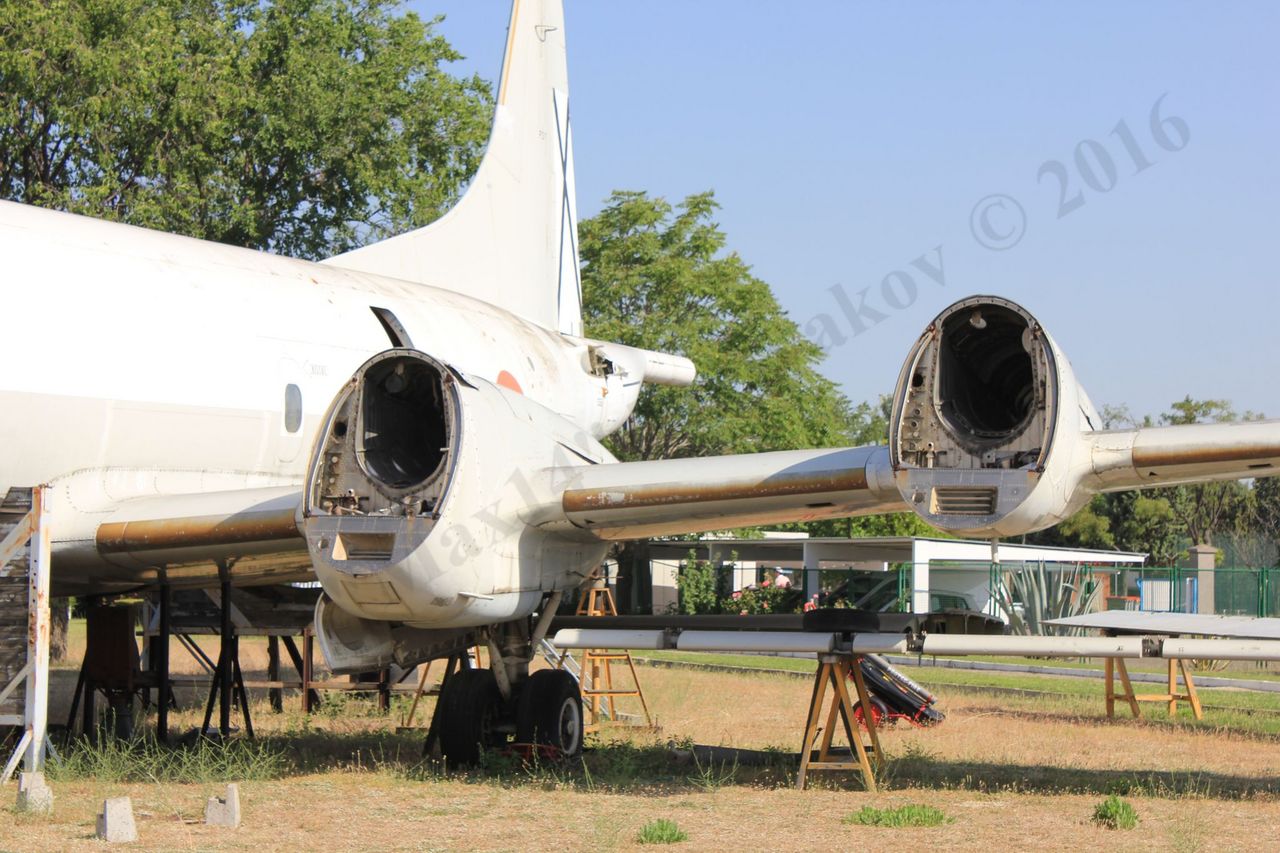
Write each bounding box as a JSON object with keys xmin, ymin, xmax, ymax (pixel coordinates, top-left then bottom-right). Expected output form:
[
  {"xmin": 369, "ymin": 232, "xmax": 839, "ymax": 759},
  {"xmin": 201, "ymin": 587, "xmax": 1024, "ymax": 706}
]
[
  {"xmin": 731, "ymin": 581, "xmax": 794, "ymax": 615},
  {"xmin": 843, "ymin": 804, "xmax": 950, "ymax": 827},
  {"xmin": 677, "ymin": 553, "xmax": 721, "ymax": 614},
  {"xmin": 636, "ymin": 818, "xmax": 688, "ymax": 844},
  {"xmin": 1092, "ymin": 795, "xmax": 1139, "ymax": 830}
]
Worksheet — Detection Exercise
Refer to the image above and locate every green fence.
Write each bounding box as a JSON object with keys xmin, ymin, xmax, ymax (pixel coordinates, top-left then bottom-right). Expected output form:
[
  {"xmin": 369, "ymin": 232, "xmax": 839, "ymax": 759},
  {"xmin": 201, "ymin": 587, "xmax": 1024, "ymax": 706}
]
[
  {"xmin": 926, "ymin": 564, "xmax": 1280, "ymax": 619},
  {"xmin": 1130, "ymin": 566, "xmax": 1280, "ymax": 618}
]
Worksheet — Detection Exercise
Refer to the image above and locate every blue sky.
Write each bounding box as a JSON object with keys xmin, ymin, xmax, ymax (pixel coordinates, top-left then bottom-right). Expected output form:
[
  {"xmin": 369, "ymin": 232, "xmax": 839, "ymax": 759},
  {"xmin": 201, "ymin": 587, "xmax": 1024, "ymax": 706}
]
[{"xmin": 411, "ymin": 2, "xmax": 1280, "ymax": 421}]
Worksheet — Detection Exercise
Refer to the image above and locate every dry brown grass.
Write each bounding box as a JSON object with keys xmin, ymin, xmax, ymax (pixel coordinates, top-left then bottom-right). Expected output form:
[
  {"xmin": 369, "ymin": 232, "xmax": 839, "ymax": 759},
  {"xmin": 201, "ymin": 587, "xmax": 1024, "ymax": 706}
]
[{"xmin": 8, "ymin": 655, "xmax": 1280, "ymax": 851}]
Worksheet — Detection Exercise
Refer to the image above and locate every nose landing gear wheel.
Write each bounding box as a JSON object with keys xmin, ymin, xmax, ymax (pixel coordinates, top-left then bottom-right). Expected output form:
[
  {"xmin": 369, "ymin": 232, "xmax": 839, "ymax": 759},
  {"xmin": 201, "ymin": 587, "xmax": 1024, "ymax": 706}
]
[
  {"xmin": 438, "ymin": 669, "xmax": 502, "ymax": 767},
  {"xmin": 517, "ymin": 669, "xmax": 583, "ymax": 758}
]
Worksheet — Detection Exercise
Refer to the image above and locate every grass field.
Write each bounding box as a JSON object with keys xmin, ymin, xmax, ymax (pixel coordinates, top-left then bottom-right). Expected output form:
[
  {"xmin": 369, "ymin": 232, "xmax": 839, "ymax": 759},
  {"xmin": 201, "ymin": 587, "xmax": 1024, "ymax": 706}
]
[{"xmin": 6, "ymin": 633, "xmax": 1280, "ymax": 851}]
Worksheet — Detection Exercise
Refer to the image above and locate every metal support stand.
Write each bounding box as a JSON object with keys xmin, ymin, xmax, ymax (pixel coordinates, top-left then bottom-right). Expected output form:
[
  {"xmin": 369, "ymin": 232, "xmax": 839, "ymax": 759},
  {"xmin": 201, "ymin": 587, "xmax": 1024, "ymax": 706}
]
[
  {"xmin": 268, "ymin": 636, "xmax": 283, "ymax": 713},
  {"xmin": 1, "ymin": 486, "xmax": 55, "ymax": 782},
  {"xmin": 796, "ymin": 654, "xmax": 883, "ymax": 791},
  {"xmin": 281, "ymin": 632, "xmax": 321, "ymax": 712},
  {"xmin": 302, "ymin": 628, "xmax": 316, "ymax": 714},
  {"xmin": 155, "ymin": 585, "xmax": 171, "ymax": 741},
  {"xmin": 200, "ymin": 574, "xmax": 253, "ymax": 738}
]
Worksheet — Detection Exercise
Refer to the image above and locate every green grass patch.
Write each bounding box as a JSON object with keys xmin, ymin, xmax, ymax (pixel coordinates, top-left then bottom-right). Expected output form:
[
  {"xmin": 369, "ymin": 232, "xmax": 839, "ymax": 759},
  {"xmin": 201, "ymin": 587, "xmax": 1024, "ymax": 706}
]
[
  {"xmin": 843, "ymin": 804, "xmax": 951, "ymax": 827},
  {"xmin": 49, "ymin": 732, "xmax": 287, "ymax": 783},
  {"xmin": 636, "ymin": 818, "xmax": 688, "ymax": 844},
  {"xmin": 1092, "ymin": 795, "xmax": 1139, "ymax": 830},
  {"xmin": 637, "ymin": 649, "xmax": 1280, "ymax": 734}
]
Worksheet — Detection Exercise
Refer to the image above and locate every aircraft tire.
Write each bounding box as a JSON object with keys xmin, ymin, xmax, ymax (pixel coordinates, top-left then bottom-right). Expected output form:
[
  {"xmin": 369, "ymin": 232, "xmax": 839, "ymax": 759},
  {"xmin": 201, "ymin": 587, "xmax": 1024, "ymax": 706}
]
[
  {"xmin": 438, "ymin": 668, "xmax": 502, "ymax": 767},
  {"xmin": 516, "ymin": 669, "xmax": 583, "ymax": 757}
]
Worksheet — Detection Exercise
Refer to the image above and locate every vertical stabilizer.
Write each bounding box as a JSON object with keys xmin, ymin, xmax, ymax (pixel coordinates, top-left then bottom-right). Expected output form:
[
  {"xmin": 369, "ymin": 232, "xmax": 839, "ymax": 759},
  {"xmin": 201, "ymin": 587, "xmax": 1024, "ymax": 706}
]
[{"xmin": 322, "ymin": 0, "xmax": 583, "ymax": 336}]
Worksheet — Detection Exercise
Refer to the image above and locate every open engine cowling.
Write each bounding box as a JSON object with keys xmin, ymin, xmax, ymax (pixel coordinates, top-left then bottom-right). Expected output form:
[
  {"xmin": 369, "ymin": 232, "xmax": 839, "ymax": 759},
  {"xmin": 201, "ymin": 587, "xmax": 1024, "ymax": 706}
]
[
  {"xmin": 889, "ymin": 296, "xmax": 1099, "ymax": 538},
  {"xmin": 302, "ymin": 349, "xmax": 608, "ymax": 636}
]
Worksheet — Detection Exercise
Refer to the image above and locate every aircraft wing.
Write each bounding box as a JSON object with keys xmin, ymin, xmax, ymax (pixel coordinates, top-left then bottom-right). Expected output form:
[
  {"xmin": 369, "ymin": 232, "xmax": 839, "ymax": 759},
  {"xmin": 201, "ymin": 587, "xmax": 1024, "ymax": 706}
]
[
  {"xmin": 553, "ymin": 444, "xmax": 906, "ymax": 540},
  {"xmin": 548, "ymin": 418, "xmax": 1280, "ymax": 543},
  {"xmin": 1087, "ymin": 420, "xmax": 1280, "ymax": 491},
  {"xmin": 55, "ymin": 485, "xmax": 312, "ymax": 594}
]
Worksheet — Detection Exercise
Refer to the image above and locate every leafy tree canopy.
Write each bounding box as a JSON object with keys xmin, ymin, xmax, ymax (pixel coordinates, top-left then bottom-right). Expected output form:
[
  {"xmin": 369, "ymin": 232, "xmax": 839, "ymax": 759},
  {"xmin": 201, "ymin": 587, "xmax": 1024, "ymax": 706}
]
[
  {"xmin": 0, "ymin": 0, "xmax": 492, "ymax": 258},
  {"xmin": 580, "ymin": 190, "xmax": 851, "ymax": 461}
]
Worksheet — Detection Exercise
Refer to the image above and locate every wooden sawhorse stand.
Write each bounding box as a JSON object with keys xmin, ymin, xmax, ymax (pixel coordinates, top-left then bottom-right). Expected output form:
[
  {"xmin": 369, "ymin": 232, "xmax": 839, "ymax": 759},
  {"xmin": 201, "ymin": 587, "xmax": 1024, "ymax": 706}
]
[
  {"xmin": 797, "ymin": 654, "xmax": 883, "ymax": 791},
  {"xmin": 1105, "ymin": 656, "xmax": 1203, "ymax": 721}
]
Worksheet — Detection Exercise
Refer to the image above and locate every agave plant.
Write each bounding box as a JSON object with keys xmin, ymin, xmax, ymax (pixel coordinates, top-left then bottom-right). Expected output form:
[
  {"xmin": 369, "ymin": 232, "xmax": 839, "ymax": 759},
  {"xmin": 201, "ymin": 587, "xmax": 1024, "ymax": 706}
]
[{"xmin": 993, "ymin": 562, "xmax": 1102, "ymax": 636}]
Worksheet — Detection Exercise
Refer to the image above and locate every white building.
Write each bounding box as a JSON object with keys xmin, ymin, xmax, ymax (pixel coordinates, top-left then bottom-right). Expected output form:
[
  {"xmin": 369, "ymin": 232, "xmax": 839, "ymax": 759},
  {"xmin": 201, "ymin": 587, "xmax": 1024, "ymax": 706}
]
[{"xmin": 642, "ymin": 536, "xmax": 1146, "ymax": 618}]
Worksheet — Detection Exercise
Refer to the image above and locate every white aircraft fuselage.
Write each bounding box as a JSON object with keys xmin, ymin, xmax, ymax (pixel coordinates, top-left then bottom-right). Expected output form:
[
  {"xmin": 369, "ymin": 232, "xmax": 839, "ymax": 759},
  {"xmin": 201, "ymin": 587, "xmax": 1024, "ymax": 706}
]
[{"xmin": 0, "ymin": 199, "xmax": 624, "ymax": 593}]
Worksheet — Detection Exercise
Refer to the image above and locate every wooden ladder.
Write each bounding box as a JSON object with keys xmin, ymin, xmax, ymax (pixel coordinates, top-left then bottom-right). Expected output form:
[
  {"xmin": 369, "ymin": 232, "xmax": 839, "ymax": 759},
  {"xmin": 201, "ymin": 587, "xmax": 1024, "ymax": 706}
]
[{"xmin": 572, "ymin": 570, "xmax": 652, "ymax": 732}]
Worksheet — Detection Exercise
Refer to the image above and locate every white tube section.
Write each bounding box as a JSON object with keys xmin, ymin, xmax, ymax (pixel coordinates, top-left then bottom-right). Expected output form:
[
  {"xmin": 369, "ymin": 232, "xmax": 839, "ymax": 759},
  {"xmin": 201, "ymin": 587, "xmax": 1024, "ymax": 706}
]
[
  {"xmin": 676, "ymin": 631, "xmax": 835, "ymax": 653},
  {"xmin": 921, "ymin": 634, "xmax": 1144, "ymax": 658},
  {"xmin": 848, "ymin": 633, "xmax": 911, "ymax": 655},
  {"xmin": 550, "ymin": 629, "xmax": 668, "ymax": 650},
  {"xmin": 1160, "ymin": 638, "xmax": 1280, "ymax": 661}
]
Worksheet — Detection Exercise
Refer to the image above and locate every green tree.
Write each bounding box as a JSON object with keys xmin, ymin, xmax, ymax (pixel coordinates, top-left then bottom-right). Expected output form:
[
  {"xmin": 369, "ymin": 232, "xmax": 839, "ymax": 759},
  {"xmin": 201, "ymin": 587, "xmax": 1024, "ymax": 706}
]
[
  {"xmin": 1029, "ymin": 495, "xmax": 1116, "ymax": 551},
  {"xmin": 1107, "ymin": 492, "xmax": 1183, "ymax": 566},
  {"xmin": 580, "ymin": 190, "xmax": 851, "ymax": 461},
  {"xmin": 0, "ymin": 0, "xmax": 491, "ymax": 259},
  {"xmin": 1248, "ymin": 476, "xmax": 1280, "ymax": 566},
  {"xmin": 1157, "ymin": 397, "xmax": 1248, "ymax": 547}
]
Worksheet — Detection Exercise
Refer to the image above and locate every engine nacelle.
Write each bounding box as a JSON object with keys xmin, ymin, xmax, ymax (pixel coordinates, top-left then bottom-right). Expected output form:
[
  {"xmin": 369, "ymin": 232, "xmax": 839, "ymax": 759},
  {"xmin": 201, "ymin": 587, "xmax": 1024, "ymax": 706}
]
[
  {"xmin": 889, "ymin": 296, "xmax": 1100, "ymax": 538},
  {"xmin": 302, "ymin": 349, "xmax": 609, "ymax": 632}
]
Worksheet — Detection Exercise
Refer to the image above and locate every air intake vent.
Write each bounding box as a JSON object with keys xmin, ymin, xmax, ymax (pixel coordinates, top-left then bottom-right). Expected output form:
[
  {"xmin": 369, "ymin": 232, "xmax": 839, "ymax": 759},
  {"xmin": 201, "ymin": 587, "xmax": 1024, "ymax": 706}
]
[
  {"xmin": 931, "ymin": 487, "xmax": 997, "ymax": 515},
  {"xmin": 332, "ymin": 533, "xmax": 396, "ymax": 561}
]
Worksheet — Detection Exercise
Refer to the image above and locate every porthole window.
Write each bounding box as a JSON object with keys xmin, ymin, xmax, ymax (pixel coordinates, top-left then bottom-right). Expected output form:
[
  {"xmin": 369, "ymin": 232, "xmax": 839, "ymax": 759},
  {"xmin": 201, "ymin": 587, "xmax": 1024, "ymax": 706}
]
[{"xmin": 284, "ymin": 384, "xmax": 303, "ymax": 433}]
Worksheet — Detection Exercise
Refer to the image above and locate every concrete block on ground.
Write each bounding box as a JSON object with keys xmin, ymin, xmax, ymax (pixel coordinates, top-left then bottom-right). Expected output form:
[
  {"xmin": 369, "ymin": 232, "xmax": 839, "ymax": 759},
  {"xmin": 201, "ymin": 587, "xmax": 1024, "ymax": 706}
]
[
  {"xmin": 96, "ymin": 796, "xmax": 138, "ymax": 843},
  {"xmin": 204, "ymin": 783, "xmax": 241, "ymax": 828},
  {"xmin": 16, "ymin": 771, "xmax": 53, "ymax": 814}
]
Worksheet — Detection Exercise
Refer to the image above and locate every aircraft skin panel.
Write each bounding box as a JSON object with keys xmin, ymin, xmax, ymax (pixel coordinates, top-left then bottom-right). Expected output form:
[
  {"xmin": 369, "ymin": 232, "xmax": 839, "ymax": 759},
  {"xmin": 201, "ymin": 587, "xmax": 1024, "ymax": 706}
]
[{"xmin": 0, "ymin": 199, "xmax": 616, "ymax": 463}]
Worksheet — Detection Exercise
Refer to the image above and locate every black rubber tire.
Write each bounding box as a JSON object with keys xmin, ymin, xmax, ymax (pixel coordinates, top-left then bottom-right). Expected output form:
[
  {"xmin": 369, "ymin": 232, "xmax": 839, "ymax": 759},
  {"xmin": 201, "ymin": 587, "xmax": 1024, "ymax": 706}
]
[
  {"xmin": 801, "ymin": 607, "xmax": 880, "ymax": 633},
  {"xmin": 438, "ymin": 668, "xmax": 502, "ymax": 767},
  {"xmin": 853, "ymin": 696, "xmax": 891, "ymax": 727},
  {"xmin": 516, "ymin": 669, "xmax": 583, "ymax": 757}
]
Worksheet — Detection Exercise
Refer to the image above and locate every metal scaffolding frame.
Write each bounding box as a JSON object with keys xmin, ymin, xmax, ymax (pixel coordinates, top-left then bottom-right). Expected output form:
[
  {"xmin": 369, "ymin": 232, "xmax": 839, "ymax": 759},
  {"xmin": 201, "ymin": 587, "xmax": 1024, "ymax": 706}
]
[{"xmin": 1, "ymin": 486, "xmax": 56, "ymax": 782}]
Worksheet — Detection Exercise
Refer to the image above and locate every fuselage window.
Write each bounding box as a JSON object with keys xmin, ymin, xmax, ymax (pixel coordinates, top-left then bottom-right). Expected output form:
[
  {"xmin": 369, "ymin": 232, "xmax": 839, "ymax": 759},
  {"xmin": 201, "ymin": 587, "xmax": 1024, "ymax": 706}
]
[{"xmin": 285, "ymin": 383, "xmax": 303, "ymax": 433}]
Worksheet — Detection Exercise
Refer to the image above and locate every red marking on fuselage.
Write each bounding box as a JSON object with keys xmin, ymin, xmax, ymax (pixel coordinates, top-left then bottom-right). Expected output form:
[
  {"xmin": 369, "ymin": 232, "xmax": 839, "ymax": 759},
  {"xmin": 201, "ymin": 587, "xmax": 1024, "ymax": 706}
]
[{"xmin": 497, "ymin": 370, "xmax": 523, "ymax": 394}]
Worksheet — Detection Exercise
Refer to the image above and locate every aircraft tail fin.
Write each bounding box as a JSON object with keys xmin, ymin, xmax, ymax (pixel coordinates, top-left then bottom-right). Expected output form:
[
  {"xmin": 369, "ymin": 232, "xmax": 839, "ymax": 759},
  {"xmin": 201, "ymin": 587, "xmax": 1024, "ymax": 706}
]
[{"xmin": 323, "ymin": 0, "xmax": 583, "ymax": 335}]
